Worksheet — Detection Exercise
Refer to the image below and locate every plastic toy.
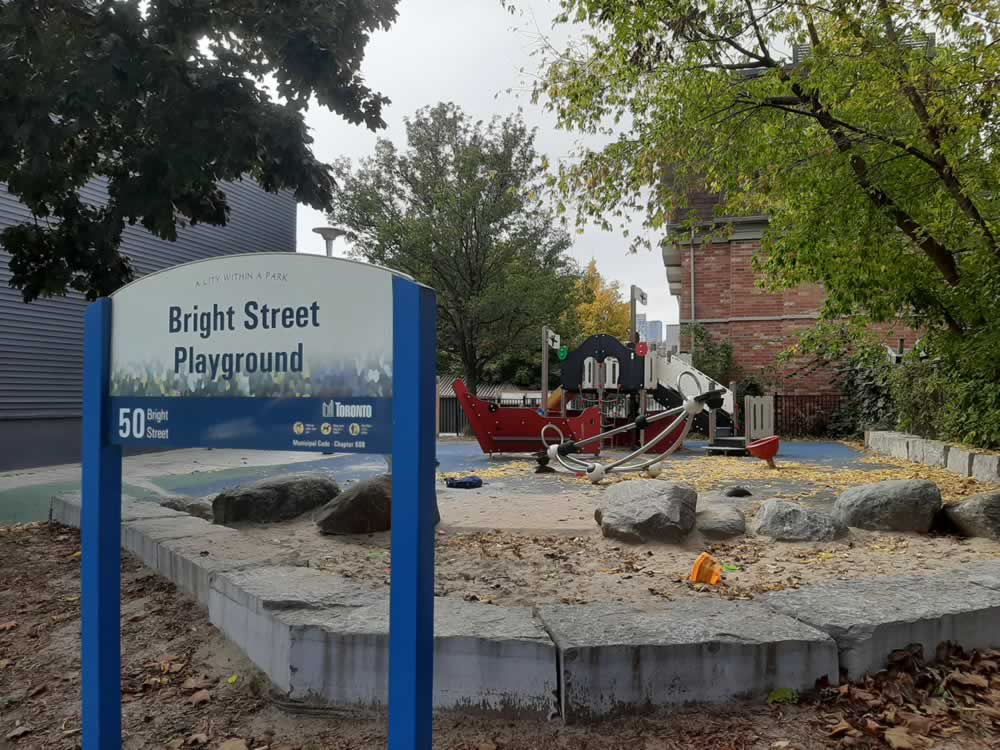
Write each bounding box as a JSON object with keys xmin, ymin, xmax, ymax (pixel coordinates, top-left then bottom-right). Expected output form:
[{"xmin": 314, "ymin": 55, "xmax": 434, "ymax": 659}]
[
  {"xmin": 689, "ymin": 552, "xmax": 723, "ymax": 585},
  {"xmin": 747, "ymin": 435, "xmax": 781, "ymax": 469}
]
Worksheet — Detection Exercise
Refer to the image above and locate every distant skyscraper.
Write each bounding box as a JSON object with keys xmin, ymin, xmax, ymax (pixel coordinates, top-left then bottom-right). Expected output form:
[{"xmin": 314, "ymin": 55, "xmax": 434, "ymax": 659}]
[
  {"xmin": 646, "ymin": 319, "xmax": 664, "ymax": 343},
  {"xmin": 635, "ymin": 313, "xmax": 665, "ymax": 343},
  {"xmin": 635, "ymin": 313, "xmax": 647, "ymax": 342}
]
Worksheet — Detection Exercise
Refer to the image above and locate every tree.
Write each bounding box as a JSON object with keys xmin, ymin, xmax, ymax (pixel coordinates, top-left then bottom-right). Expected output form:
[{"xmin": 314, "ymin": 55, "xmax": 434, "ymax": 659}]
[
  {"xmin": 530, "ymin": 0, "xmax": 999, "ymax": 380},
  {"xmin": 329, "ymin": 103, "xmax": 578, "ymax": 395},
  {"xmin": 0, "ymin": 0, "xmax": 398, "ymax": 302},
  {"xmin": 566, "ymin": 259, "xmax": 630, "ymax": 342}
]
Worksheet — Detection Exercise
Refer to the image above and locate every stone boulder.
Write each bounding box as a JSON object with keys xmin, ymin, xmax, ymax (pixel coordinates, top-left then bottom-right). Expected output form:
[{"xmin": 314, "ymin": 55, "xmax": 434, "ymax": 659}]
[
  {"xmin": 594, "ymin": 480, "xmax": 697, "ymax": 544},
  {"xmin": 314, "ymin": 474, "xmax": 441, "ymax": 535},
  {"xmin": 213, "ymin": 473, "xmax": 339, "ymax": 524},
  {"xmin": 696, "ymin": 502, "xmax": 746, "ymax": 540},
  {"xmin": 752, "ymin": 500, "xmax": 847, "ymax": 542},
  {"xmin": 833, "ymin": 479, "xmax": 942, "ymax": 533},
  {"xmin": 316, "ymin": 474, "xmax": 392, "ymax": 535},
  {"xmin": 945, "ymin": 492, "xmax": 1000, "ymax": 539},
  {"xmin": 157, "ymin": 495, "xmax": 213, "ymax": 521}
]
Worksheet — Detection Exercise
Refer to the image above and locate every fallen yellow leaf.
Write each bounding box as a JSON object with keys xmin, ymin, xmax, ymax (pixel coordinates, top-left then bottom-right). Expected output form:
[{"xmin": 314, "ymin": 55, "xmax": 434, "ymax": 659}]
[
  {"xmin": 948, "ymin": 670, "xmax": 989, "ymax": 689},
  {"xmin": 828, "ymin": 719, "xmax": 854, "ymax": 738},
  {"xmin": 884, "ymin": 726, "xmax": 916, "ymax": 749}
]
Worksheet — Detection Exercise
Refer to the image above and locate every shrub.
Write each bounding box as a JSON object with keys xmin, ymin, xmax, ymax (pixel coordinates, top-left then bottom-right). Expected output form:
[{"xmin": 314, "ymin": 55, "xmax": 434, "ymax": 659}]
[
  {"xmin": 941, "ymin": 378, "xmax": 1000, "ymax": 449},
  {"xmin": 829, "ymin": 343, "xmax": 898, "ymax": 437},
  {"xmin": 793, "ymin": 320, "xmax": 1000, "ymax": 449},
  {"xmin": 889, "ymin": 355, "xmax": 948, "ymax": 439},
  {"xmin": 683, "ymin": 323, "xmax": 736, "ymax": 385}
]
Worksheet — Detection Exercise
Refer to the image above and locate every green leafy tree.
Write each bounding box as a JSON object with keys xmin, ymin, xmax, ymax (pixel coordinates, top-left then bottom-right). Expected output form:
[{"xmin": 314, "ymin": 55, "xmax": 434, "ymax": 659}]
[
  {"xmin": 530, "ymin": 0, "xmax": 1000, "ymax": 392},
  {"xmin": 0, "ymin": 0, "xmax": 398, "ymax": 301},
  {"xmin": 329, "ymin": 103, "xmax": 578, "ymax": 395}
]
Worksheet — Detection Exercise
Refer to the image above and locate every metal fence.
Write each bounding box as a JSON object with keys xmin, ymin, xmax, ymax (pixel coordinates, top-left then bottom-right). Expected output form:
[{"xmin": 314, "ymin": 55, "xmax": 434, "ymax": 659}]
[
  {"xmin": 438, "ymin": 397, "xmax": 468, "ymax": 435},
  {"xmin": 438, "ymin": 396, "xmax": 544, "ymax": 435},
  {"xmin": 773, "ymin": 394, "xmax": 844, "ymax": 437}
]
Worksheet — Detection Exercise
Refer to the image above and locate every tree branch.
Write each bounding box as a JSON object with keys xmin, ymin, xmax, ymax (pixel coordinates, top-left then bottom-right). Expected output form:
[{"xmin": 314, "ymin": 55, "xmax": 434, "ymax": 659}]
[
  {"xmin": 874, "ymin": 0, "xmax": 999, "ymax": 258},
  {"xmin": 745, "ymin": 0, "xmax": 772, "ymax": 60},
  {"xmin": 791, "ymin": 82, "xmax": 962, "ymax": 294}
]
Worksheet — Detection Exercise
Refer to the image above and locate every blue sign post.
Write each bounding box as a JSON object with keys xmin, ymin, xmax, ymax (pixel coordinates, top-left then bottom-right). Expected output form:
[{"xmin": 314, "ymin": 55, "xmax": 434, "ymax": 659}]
[{"xmin": 80, "ymin": 255, "xmax": 436, "ymax": 749}]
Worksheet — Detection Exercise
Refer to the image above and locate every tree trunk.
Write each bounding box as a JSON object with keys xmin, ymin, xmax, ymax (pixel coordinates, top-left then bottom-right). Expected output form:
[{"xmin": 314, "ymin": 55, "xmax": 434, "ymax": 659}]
[
  {"xmin": 461, "ymin": 364, "xmax": 481, "ymax": 439},
  {"xmin": 464, "ymin": 368, "xmax": 480, "ymax": 399}
]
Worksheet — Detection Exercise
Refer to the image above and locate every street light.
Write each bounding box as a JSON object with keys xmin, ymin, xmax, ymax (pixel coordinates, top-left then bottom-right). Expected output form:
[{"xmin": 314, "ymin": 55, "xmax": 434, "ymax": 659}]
[{"xmin": 312, "ymin": 226, "xmax": 346, "ymax": 257}]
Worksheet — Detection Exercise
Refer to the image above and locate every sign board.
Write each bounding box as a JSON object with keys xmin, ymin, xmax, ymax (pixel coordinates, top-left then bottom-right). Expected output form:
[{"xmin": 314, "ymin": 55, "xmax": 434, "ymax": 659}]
[
  {"xmin": 545, "ymin": 329, "xmax": 560, "ymax": 351},
  {"xmin": 81, "ymin": 254, "xmax": 436, "ymax": 750},
  {"xmin": 108, "ymin": 254, "xmax": 393, "ymax": 454}
]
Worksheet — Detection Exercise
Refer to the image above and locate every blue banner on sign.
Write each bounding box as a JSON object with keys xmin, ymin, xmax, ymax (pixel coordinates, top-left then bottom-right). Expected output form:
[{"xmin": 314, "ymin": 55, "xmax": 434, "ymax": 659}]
[{"xmin": 107, "ymin": 396, "xmax": 392, "ymax": 453}]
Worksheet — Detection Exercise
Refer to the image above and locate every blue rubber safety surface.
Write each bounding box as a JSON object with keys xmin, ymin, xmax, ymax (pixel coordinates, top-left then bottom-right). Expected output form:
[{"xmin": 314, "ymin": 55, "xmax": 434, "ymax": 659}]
[
  {"xmin": 146, "ymin": 438, "xmax": 881, "ymax": 499},
  {"xmin": 148, "ymin": 440, "xmax": 498, "ymax": 497},
  {"xmin": 0, "ymin": 438, "xmax": 885, "ymax": 524}
]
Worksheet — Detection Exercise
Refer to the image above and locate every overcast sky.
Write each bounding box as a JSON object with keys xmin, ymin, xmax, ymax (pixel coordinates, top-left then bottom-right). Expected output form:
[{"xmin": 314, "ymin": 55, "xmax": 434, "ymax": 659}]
[{"xmin": 295, "ymin": 0, "xmax": 680, "ymax": 326}]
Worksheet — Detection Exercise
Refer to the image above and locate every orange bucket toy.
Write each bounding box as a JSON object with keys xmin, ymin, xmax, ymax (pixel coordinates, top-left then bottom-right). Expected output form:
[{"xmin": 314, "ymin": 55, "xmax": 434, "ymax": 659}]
[{"xmin": 689, "ymin": 552, "xmax": 723, "ymax": 586}]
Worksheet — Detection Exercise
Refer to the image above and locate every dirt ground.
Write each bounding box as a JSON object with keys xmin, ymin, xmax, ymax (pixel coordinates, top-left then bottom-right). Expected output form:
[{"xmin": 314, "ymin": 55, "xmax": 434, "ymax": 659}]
[
  {"xmin": 238, "ymin": 450, "xmax": 1000, "ymax": 609},
  {"xmin": 240, "ymin": 522, "xmax": 1000, "ymax": 608},
  {"xmin": 4, "ymin": 524, "xmax": 1000, "ymax": 750}
]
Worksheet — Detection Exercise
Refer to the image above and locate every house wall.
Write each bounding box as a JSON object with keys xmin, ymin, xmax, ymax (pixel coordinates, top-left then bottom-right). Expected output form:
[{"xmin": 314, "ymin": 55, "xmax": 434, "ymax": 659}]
[
  {"xmin": 665, "ymin": 208, "xmax": 916, "ymax": 394},
  {"xmin": 0, "ymin": 179, "xmax": 297, "ymax": 470}
]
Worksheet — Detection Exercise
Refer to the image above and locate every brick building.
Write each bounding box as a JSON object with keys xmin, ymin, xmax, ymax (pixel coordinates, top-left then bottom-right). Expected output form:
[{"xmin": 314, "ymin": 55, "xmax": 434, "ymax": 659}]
[{"xmin": 661, "ymin": 196, "xmax": 915, "ymax": 394}]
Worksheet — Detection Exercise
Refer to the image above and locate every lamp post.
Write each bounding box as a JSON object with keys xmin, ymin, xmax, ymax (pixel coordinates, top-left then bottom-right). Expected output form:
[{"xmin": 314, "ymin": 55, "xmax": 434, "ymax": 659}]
[
  {"xmin": 312, "ymin": 226, "xmax": 346, "ymax": 257},
  {"xmin": 314, "ymin": 226, "xmax": 346, "ymax": 458}
]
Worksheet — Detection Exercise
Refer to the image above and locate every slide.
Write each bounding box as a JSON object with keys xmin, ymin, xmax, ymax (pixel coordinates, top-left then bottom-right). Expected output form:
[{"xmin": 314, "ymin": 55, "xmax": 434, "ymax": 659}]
[{"xmin": 546, "ymin": 387, "xmax": 569, "ymax": 412}]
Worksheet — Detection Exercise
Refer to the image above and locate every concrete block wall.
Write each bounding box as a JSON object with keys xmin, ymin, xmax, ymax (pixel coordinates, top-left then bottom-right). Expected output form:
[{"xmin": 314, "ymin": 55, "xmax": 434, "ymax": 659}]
[
  {"xmin": 279, "ymin": 599, "xmax": 559, "ymax": 715},
  {"xmin": 766, "ymin": 568, "xmax": 1000, "ymax": 679},
  {"xmin": 51, "ymin": 492, "xmax": 1000, "ymax": 723},
  {"xmin": 537, "ymin": 601, "xmax": 838, "ymax": 722},
  {"xmin": 866, "ymin": 431, "xmax": 1000, "ymax": 484}
]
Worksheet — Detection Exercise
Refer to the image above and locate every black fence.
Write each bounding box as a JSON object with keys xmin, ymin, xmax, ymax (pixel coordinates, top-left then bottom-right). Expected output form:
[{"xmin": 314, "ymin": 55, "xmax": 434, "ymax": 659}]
[
  {"xmin": 438, "ymin": 396, "xmax": 543, "ymax": 435},
  {"xmin": 774, "ymin": 394, "xmax": 844, "ymax": 437}
]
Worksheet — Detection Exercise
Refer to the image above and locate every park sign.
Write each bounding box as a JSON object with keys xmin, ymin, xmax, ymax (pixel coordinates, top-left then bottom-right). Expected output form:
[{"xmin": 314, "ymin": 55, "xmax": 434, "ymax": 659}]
[
  {"xmin": 109, "ymin": 253, "xmax": 394, "ymax": 453},
  {"xmin": 82, "ymin": 253, "xmax": 437, "ymax": 750}
]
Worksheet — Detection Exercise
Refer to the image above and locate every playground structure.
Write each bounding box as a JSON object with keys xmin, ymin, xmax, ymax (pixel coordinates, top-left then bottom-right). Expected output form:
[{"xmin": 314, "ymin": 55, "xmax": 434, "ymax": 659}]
[
  {"xmin": 453, "ymin": 378, "xmax": 603, "ymax": 457},
  {"xmin": 454, "ymin": 269, "xmax": 789, "ymax": 478},
  {"xmin": 453, "ymin": 282, "xmax": 785, "ymax": 481},
  {"xmin": 454, "ymin": 319, "xmax": 778, "ymax": 481}
]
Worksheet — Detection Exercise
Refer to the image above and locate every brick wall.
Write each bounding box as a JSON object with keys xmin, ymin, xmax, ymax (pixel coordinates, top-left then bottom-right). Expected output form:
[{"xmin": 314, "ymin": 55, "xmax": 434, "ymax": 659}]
[{"xmin": 676, "ymin": 237, "xmax": 917, "ymax": 395}]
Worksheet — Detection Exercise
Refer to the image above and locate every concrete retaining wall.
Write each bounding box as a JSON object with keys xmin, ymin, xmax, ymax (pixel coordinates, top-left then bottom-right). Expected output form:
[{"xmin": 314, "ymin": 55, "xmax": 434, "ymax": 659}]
[
  {"xmin": 537, "ymin": 601, "xmax": 837, "ymax": 722},
  {"xmin": 765, "ymin": 572, "xmax": 1000, "ymax": 679},
  {"xmin": 279, "ymin": 599, "xmax": 559, "ymax": 715},
  {"xmin": 865, "ymin": 431, "xmax": 1000, "ymax": 484},
  {"xmin": 50, "ymin": 491, "xmax": 1000, "ymax": 722}
]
